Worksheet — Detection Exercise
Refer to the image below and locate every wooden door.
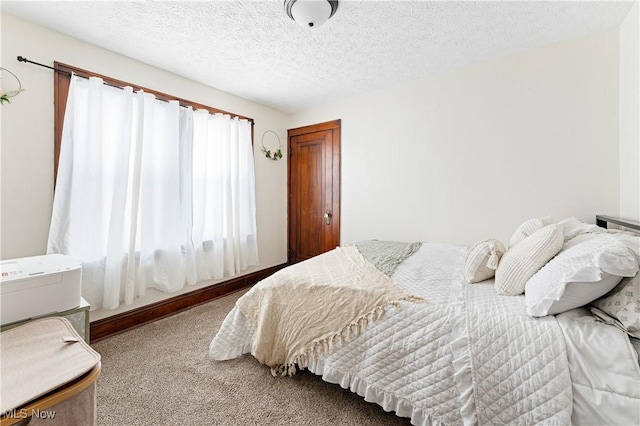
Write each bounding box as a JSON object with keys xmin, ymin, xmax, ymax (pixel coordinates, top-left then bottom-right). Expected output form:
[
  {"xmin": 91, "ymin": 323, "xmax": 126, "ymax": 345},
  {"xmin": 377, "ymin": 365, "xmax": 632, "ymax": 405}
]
[{"xmin": 288, "ymin": 120, "xmax": 340, "ymax": 264}]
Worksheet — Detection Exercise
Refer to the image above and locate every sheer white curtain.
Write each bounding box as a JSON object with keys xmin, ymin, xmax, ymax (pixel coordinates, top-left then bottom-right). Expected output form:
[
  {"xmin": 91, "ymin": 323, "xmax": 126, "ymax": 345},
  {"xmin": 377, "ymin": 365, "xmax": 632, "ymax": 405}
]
[
  {"xmin": 48, "ymin": 76, "xmax": 259, "ymax": 310},
  {"xmin": 191, "ymin": 111, "xmax": 259, "ymax": 282}
]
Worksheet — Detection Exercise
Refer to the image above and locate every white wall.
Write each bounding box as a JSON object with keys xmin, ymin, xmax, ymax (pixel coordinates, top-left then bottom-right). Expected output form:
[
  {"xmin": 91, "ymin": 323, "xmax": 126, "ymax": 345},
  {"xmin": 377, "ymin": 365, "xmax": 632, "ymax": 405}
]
[
  {"xmin": 289, "ymin": 29, "xmax": 622, "ymax": 246},
  {"xmin": 619, "ymin": 2, "xmax": 640, "ymax": 222},
  {"xmin": 0, "ymin": 14, "xmax": 288, "ymax": 320}
]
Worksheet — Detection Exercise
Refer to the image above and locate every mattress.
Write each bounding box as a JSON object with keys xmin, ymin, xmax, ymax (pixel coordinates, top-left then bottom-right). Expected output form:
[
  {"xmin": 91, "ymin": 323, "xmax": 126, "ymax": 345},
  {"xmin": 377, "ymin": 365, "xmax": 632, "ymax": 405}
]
[{"xmin": 210, "ymin": 243, "xmax": 640, "ymax": 425}]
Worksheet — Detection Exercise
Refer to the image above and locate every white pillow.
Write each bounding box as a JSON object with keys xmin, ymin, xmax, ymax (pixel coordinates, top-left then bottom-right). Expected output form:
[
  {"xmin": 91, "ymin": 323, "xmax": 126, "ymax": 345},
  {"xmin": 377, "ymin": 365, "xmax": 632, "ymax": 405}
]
[
  {"xmin": 557, "ymin": 217, "xmax": 606, "ymax": 242},
  {"xmin": 464, "ymin": 239, "xmax": 506, "ymax": 283},
  {"xmin": 605, "ymin": 230, "xmax": 640, "ymax": 260},
  {"xmin": 509, "ymin": 215, "xmax": 553, "ymax": 248},
  {"xmin": 591, "ymin": 273, "xmax": 640, "ymax": 338},
  {"xmin": 533, "ymin": 273, "xmax": 622, "ymax": 316},
  {"xmin": 495, "ymin": 224, "xmax": 564, "ymax": 296},
  {"xmin": 525, "ymin": 233, "xmax": 638, "ymax": 317}
]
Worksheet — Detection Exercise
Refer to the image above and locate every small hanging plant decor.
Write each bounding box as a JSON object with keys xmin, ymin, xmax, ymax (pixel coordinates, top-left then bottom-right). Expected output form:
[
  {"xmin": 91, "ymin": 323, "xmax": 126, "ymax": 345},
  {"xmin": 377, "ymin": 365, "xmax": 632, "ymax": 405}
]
[
  {"xmin": 0, "ymin": 68, "xmax": 24, "ymax": 105},
  {"xmin": 261, "ymin": 130, "xmax": 283, "ymax": 161}
]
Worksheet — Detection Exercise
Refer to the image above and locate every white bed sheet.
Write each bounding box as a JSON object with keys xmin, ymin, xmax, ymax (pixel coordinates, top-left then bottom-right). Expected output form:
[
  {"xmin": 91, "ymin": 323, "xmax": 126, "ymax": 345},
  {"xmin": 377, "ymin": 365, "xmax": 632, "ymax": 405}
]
[{"xmin": 556, "ymin": 308, "xmax": 640, "ymax": 425}]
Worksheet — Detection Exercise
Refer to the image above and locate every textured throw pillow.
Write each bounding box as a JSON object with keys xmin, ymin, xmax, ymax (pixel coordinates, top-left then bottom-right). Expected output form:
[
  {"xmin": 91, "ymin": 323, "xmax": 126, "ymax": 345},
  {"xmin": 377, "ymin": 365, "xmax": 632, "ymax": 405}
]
[
  {"xmin": 591, "ymin": 273, "xmax": 640, "ymax": 338},
  {"xmin": 509, "ymin": 215, "xmax": 554, "ymax": 248},
  {"xmin": 495, "ymin": 224, "xmax": 564, "ymax": 296},
  {"xmin": 525, "ymin": 233, "xmax": 639, "ymax": 317},
  {"xmin": 464, "ymin": 239, "xmax": 506, "ymax": 283}
]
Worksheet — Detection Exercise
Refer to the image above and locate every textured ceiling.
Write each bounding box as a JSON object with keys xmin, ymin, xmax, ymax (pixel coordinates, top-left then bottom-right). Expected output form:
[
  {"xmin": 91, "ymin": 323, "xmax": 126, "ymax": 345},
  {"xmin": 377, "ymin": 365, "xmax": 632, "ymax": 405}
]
[{"xmin": 1, "ymin": 1, "xmax": 635, "ymax": 113}]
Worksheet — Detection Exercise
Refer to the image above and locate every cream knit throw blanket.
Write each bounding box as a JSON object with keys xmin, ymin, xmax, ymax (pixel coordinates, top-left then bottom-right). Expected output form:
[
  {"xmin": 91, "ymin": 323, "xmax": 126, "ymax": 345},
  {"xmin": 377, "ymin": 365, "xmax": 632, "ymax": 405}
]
[{"xmin": 236, "ymin": 246, "xmax": 424, "ymax": 376}]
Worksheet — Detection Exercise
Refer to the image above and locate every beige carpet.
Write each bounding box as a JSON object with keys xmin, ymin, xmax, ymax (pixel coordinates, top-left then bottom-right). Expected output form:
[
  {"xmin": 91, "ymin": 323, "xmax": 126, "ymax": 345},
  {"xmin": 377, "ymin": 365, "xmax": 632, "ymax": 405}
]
[{"xmin": 91, "ymin": 289, "xmax": 410, "ymax": 426}]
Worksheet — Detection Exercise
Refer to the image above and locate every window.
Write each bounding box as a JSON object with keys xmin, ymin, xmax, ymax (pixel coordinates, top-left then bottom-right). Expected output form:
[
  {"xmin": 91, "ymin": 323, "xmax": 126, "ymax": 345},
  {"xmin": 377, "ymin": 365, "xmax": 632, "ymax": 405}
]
[{"xmin": 49, "ymin": 64, "xmax": 259, "ymax": 310}]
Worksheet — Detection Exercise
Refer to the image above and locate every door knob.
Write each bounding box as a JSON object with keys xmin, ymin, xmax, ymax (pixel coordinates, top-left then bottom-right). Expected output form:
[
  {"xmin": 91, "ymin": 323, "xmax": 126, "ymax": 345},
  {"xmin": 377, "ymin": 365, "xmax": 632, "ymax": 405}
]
[{"xmin": 323, "ymin": 210, "xmax": 332, "ymax": 225}]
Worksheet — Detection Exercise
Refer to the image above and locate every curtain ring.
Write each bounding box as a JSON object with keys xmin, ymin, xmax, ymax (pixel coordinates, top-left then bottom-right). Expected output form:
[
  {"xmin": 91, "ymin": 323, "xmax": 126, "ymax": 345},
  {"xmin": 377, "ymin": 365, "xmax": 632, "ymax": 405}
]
[{"xmin": 261, "ymin": 130, "xmax": 283, "ymax": 161}]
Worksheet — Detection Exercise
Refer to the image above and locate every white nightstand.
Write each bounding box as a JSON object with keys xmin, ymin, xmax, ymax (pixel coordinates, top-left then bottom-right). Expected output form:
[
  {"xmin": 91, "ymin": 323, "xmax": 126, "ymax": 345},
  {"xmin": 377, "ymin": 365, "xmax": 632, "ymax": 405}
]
[{"xmin": 0, "ymin": 297, "xmax": 91, "ymax": 342}]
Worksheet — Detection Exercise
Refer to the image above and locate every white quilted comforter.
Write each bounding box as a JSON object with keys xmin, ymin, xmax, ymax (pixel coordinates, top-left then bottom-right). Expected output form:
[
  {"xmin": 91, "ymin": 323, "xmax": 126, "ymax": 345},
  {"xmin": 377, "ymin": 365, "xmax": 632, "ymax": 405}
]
[{"xmin": 210, "ymin": 244, "xmax": 640, "ymax": 425}]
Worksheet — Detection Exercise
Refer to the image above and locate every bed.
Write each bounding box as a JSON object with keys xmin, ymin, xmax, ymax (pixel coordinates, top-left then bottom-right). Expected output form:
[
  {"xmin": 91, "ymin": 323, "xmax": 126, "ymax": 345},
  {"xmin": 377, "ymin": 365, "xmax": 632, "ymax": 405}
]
[{"xmin": 209, "ymin": 216, "xmax": 640, "ymax": 425}]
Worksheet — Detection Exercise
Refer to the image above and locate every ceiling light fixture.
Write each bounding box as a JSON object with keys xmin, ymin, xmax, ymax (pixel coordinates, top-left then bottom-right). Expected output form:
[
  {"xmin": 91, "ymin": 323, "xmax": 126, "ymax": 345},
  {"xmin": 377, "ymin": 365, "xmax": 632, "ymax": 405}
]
[{"xmin": 284, "ymin": 0, "xmax": 338, "ymax": 28}]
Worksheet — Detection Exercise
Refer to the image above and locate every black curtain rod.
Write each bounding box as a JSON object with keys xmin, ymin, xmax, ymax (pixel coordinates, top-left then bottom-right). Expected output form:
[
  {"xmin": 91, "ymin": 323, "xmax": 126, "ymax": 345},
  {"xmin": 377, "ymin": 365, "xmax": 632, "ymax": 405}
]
[
  {"xmin": 17, "ymin": 55, "xmax": 126, "ymax": 91},
  {"xmin": 16, "ymin": 54, "xmax": 254, "ymax": 123},
  {"xmin": 17, "ymin": 55, "xmax": 71, "ymax": 75},
  {"xmin": 18, "ymin": 55, "xmax": 130, "ymax": 92}
]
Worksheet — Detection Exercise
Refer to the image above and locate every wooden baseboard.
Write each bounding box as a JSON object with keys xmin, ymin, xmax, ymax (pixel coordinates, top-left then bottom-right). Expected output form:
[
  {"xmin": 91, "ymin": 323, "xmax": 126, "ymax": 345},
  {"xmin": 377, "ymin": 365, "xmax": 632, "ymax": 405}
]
[{"xmin": 89, "ymin": 263, "xmax": 287, "ymax": 343}]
